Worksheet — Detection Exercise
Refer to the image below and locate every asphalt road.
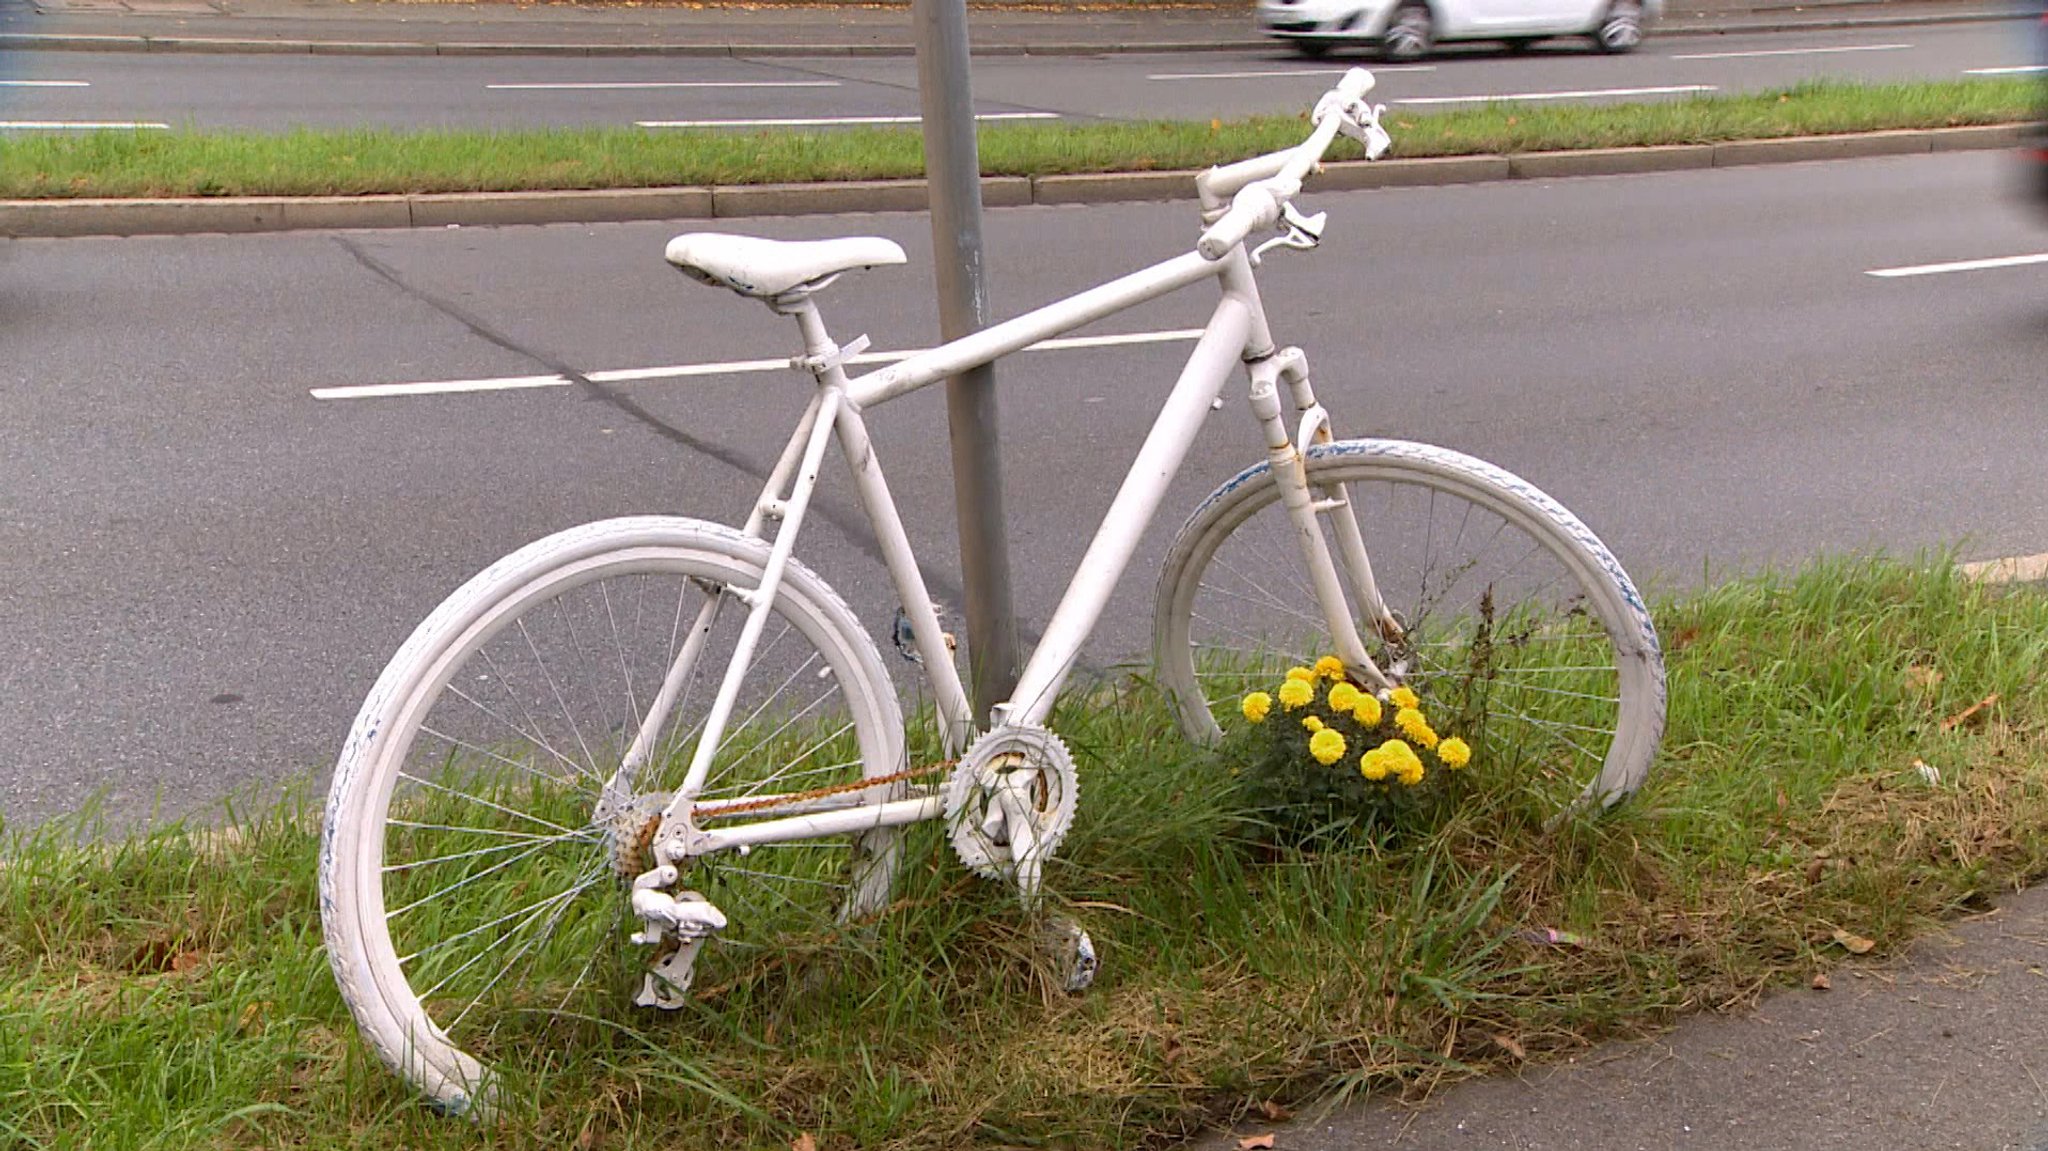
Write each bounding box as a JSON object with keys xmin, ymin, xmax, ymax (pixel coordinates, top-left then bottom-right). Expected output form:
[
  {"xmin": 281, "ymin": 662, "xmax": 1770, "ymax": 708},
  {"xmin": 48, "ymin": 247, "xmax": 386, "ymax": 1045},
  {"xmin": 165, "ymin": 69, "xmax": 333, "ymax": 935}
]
[
  {"xmin": 0, "ymin": 19, "xmax": 2040, "ymax": 130},
  {"xmin": 2, "ymin": 150, "xmax": 2046, "ymax": 829}
]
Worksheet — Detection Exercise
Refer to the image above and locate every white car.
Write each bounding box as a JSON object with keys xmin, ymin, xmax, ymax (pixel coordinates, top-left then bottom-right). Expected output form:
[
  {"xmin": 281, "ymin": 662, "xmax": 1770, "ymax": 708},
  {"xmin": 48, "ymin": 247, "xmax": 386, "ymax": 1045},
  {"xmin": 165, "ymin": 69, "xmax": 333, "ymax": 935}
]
[{"xmin": 1255, "ymin": 0, "xmax": 1659, "ymax": 59}]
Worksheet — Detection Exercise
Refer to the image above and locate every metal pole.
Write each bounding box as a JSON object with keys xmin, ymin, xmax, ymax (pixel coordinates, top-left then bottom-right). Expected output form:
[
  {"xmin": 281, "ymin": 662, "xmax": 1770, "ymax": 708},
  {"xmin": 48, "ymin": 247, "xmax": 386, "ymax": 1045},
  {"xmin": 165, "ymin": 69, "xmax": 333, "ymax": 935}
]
[{"xmin": 912, "ymin": 0, "xmax": 1020, "ymax": 723}]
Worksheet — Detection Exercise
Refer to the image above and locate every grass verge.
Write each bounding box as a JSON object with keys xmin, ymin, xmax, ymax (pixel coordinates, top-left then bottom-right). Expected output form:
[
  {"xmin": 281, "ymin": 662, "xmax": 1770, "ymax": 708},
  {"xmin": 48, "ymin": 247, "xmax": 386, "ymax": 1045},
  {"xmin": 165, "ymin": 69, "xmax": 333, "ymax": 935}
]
[
  {"xmin": 0, "ymin": 77, "xmax": 2036, "ymax": 200},
  {"xmin": 6, "ymin": 554, "xmax": 2048, "ymax": 1149}
]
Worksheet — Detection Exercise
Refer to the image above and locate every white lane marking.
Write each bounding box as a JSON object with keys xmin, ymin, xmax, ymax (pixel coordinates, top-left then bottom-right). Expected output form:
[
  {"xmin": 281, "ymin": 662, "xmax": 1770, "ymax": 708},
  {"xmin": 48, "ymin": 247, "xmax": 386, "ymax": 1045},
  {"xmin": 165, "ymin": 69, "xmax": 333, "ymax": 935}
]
[
  {"xmin": 1146, "ymin": 65, "xmax": 1436, "ymax": 80},
  {"xmin": 1393, "ymin": 85, "xmax": 1715, "ymax": 105},
  {"xmin": 0, "ymin": 121, "xmax": 169, "ymax": 130},
  {"xmin": 636, "ymin": 112, "xmax": 1058, "ymax": 128},
  {"xmin": 1866, "ymin": 253, "xmax": 2048, "ymax": 278},
  {"xmin": 0, "ymin": 80, "xmax": 90, "ymax": 87},
  {"xmin": 312, "ymin": 328, "xmax": 1206, "ymax": 401},
  {"xmin": 1962, "ymin": 553, "xmax": 2048, "ymax": 584},
  {"xmin": 1964, "ymin": 64, "xmax": 2048, "ymax": 75},
  {"xmin": 1669, "ymin": 42, "xmax": 1910, "ymax": 60},
  {"xmin": 488, "ymin": 80, "xmax": 841, "ymax": 90}
]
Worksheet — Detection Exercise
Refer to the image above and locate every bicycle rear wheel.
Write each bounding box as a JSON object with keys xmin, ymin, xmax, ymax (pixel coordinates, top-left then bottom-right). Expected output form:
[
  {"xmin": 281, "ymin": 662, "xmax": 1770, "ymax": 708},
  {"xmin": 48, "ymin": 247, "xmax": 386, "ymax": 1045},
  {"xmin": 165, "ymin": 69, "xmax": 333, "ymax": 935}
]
[
  {"xmin": 1155, "ymin": 440, "xmax": 1664, "ymax": 808},
  {"xmin": 321, "ymin": 516, "xmax": 905, "ymax": 1114}
]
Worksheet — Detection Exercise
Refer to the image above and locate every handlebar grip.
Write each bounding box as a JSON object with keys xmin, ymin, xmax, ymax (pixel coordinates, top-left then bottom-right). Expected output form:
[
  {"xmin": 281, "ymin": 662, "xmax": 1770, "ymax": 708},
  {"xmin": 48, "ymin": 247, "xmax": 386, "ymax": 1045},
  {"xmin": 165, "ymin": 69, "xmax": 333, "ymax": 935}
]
[{"xmin": 1336, "ymin": 68, "xmax": 1376, "ymax": 100}]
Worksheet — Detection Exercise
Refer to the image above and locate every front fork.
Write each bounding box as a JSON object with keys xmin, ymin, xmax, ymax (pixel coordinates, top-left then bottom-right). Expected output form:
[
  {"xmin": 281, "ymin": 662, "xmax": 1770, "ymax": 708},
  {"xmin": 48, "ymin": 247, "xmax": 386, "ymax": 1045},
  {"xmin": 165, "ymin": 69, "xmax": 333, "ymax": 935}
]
[{"xmin": 1247, "ymin": 347, "xmax": 1402, "ymax": 691}]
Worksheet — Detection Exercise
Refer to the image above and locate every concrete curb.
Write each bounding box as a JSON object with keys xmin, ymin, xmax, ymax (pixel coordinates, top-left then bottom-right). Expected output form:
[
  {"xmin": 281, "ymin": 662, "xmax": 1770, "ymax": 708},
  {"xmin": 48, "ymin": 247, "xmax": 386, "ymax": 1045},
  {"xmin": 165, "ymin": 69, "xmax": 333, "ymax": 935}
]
[
  {"xmin": 0, "ymin": 6, "xmax": 2021, "ymax": 56},
  {"xmin": 3, "ymin": 123, "xmax": 2028, "ymax": 239}
]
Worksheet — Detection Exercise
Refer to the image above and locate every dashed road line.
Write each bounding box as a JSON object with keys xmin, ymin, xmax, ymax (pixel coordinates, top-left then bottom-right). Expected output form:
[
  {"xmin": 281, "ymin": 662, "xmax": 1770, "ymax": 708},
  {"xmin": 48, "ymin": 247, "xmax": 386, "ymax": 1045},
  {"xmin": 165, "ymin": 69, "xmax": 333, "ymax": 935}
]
[
  {"xmin": 1669, "ymin": 43, "xmax": 1910, "ymax": 60},
  {"xmin": 1145, "ymin": 65, "xmax": 1435, "ymax": 80},
  {"xmin": 0, "ymin": 121, "xmax": 169, "ymax": 130},
  {"xmin": 311, "ymin": 328, "xmax": 1206, "ymax": 401},
  {"xmin": 1392, "ymin": 84, "xmax": 1716, "ymax": 105},
  {"xmin": 1866, "ymin": 253, "xmax": 2048, "ymax": 278},
  {"xmin": 636, "ymin": 111, "xmax": 1057, "ymax": 128},
  {"xmin": 1963, "ymin": 64, "xmax": 2048, "ymax": 75},
  {"xmin": 0, "ymin": 80, "xmax": 90, "ymax": 87},
  {"xmin": 487, "ymin": 80, "xmax": 841, "ymax": 90}
]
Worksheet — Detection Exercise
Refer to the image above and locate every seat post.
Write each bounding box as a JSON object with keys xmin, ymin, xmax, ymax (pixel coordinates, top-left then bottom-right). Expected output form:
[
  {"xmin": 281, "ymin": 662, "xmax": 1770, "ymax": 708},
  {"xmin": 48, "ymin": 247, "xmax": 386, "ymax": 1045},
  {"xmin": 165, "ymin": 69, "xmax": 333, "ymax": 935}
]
[{"xmin": 776, "ymin": 296, "xmax": 857, "ymax": 389}]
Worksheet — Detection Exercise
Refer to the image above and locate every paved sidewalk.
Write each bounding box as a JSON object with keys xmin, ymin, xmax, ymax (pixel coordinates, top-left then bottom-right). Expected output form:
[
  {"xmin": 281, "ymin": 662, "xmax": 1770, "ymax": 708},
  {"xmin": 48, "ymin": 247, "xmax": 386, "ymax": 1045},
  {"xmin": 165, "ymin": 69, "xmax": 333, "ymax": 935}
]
[
  {"xmin": 1194, "ymin": 883, "xmax": 2048, "ymax": 1151},
  {"xmin": 0, "ymin": 0, "xmax": 2025, "ymax": 55}
]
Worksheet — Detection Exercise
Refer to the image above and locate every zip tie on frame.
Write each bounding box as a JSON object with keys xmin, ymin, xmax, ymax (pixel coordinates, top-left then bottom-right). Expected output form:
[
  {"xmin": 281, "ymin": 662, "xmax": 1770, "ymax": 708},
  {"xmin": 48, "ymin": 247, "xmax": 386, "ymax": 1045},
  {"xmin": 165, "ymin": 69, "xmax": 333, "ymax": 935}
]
[{"xmin": 793, "ymin": 333, "xmax": 872, "ymax": 376}]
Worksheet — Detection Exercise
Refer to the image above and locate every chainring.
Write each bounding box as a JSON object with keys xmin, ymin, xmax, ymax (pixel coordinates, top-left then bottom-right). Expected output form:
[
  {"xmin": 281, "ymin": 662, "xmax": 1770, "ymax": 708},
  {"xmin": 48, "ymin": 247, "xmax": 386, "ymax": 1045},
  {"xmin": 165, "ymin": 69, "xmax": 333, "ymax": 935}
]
[{"xmin": 943, "ymin": 725, "xmax": 1079, "ymax": 888}]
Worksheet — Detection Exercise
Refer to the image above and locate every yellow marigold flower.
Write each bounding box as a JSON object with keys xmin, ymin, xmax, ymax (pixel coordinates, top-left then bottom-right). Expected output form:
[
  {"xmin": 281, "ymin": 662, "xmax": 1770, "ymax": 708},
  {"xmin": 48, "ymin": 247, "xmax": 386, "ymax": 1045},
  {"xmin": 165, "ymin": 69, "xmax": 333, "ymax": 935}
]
[
  {"xmin": 1309, "ymin": 728, "xmax": 1347, "ymax": 766},
  {"xmin": 1351, "ymin": 694, "xmax": 1383, "ymax": 728},
  {"xmin": 1241, "ymin": 692, "xmax": 1272, "ymax": 723},
  {"xmin": 1359, "ymin": 749, "xmax": 1390, "ymax": 781},
  {"xmin": 1286, "ymin": 666, "xmax": 1316, "ymax": 683},
  {"xmin": 1314, "ymin": 655, "xmax": 1346, "ymax": 680},
  {"xmin": 1277, "ymin": 678, "xmax": 1315, "ymax": 709},
  {"xmin": 1395, "ymin": 707, "xmax": 1439, "ymax": 750},
  {"xmin": 1377, "ymin": 738, "xmax": 1425, "ymax": 786},
  {"xmin": 1389, "ymin": 685, "xmax": 1420, "ymax": 710},
  {"xmin": 1327, "ymin": 681, "xmax": 1363, "ymax": 713},
  {"xmin": 1302, "ymin": 715, "xmax": 1324, "ymax": 733},
  {"xmin": 1437, "ymin": 736, "xmax": 1472, "ymax": 768}
]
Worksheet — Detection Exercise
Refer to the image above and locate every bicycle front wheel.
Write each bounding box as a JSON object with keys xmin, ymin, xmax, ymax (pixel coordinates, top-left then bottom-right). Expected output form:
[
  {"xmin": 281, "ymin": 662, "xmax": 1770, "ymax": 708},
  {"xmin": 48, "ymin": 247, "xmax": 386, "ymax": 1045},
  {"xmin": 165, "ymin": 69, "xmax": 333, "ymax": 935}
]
[
  {"xmin": 321, "ymin": 516, "xmax": 905, "ymax": 1114},
  {"xmin": 1155, "ymin": 440, "xmax": 1664, "ymax": 808}
]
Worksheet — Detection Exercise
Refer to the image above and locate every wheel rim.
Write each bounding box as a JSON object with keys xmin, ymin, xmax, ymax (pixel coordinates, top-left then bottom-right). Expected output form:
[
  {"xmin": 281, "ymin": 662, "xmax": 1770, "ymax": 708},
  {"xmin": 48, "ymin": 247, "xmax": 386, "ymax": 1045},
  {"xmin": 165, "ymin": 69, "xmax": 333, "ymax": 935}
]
[
  {"xmin": 1383, "ymin": 4, "xmax": 1431, "ymax": 58},
  {"xmin": 333, "ymin": 535, "xmax": 901, "ymax": 1104},
  {"xmin": 1599, "ymin": 1, "xmax": 1641, "ymax": 48},
  {"xmin": 1158, "ymin": 446, "xmax": 1657, "ymax": 807}
]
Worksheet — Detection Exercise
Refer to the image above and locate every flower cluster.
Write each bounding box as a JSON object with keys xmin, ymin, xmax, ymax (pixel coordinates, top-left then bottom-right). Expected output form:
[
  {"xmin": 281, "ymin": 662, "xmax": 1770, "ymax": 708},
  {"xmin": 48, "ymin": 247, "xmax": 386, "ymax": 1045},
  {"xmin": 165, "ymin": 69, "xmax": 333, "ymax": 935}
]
[
  {"xmin": 1240, "ymin": 661, "xmax": 1470, "ymax": 788},
  {"xmin": 1227, "ymin": 657, "xmax": 1474, "ymax": 840}
]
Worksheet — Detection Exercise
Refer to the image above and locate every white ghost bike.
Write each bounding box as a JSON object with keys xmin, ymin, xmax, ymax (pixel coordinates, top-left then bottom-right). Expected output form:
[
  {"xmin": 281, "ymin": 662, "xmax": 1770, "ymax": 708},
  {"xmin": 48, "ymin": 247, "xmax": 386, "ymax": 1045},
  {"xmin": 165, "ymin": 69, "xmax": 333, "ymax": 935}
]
[{"xmin": 319, "ymin": 68, "xmax": 1666, "ymax": 1115}]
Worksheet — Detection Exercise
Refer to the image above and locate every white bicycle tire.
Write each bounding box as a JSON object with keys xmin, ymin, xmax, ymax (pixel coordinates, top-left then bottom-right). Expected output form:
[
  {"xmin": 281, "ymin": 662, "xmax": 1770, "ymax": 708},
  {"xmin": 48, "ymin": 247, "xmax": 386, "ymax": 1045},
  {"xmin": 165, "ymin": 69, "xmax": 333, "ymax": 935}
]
[
  {"xmin": 320, "ymin": 515, "xmax": 904, "ymax": 1114},
  {"xmin": 1154, "ymin": 439, "xmax": 1665, "ymax": 808}
]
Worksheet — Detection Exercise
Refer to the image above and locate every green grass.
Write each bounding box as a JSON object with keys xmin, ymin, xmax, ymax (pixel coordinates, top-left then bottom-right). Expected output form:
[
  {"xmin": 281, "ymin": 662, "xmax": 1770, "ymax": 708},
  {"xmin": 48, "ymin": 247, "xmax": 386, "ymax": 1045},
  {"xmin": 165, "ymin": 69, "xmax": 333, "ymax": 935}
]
[
  {"xmin": 0, "ymin": 78, "xmax": 2036, "ymax": 200},
  {"xmin": 8, "ymin": 554, "xmax": 2048, "ymax": 1150}
]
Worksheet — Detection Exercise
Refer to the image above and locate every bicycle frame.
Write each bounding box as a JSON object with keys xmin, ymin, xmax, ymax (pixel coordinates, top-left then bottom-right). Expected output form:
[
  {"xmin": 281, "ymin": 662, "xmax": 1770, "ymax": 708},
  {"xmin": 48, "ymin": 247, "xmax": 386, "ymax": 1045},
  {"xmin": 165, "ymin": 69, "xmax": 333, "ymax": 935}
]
[{"xmin": 626, "ymin": 225, "xmax": 1407, "ymax": 861}]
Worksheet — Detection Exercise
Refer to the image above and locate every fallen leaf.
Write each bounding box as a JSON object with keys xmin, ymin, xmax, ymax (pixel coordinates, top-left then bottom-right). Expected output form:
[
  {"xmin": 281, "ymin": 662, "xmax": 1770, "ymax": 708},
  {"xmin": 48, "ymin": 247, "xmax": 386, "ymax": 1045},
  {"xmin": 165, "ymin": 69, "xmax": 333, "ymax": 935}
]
[
  {"xmin": 1904, "ymin": 665, "xmax": 1944, "ymax": 693},
  {"xmin": 1238, "ymin": 1136, "xmax": 1276, "ymax": 1151},
  {"xmin": 577, "ymin": 1122, "xmax": 604, "ymax": 1151},
  {"xmin": 1776, "ymin": 789, "xmax": 1789, "ymax": 813},
  {"xmin": 170, "ymin": 950, "xmax": 204, "ymax": 973},
  {"xmin": 237, "ymin": 1000, "xmax": 272, "ymax": 1035},
  {"xmin": 790, "ymin": 1135, "xmax": 817, "ymax": 1151},
  {"xmin": 1811, "ymin": 973, "xmax": 1832, "ymax": 991},
  {"xmin": 1805, "ymin": 858, "xmax": 1826, "ymax": 885},
  {"xmin": 1832, "ymin": 928, "xmax": 1877, "ymax": 954},
  {"xmin": 1516, "ymin": 927, "xmax": 1588, "ymax": 947},
  {"xmin": 1257, "ymin": 1100, "xmax": 1293, "ymax": 1122},
  {"xmin": 1492, "ymin": 1032, "xmax": 1527, "ymax": 1060},
  {"xmin": 1941, "ymin": 693, "xmax": 1999, "ymax": 732}
]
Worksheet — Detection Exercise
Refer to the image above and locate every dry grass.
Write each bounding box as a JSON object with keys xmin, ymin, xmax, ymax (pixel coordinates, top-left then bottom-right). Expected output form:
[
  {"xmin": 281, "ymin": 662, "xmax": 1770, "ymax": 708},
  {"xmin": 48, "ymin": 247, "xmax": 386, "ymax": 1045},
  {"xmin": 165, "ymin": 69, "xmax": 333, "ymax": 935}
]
[{"xmin": 5, "ymin": 555, "xmax": 2048, "ymax": 1149}]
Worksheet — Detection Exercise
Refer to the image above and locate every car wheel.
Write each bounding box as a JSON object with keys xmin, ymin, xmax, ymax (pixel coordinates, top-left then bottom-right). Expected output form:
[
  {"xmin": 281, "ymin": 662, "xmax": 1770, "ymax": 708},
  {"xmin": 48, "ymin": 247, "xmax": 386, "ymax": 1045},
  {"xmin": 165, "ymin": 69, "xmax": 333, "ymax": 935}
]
[
  {"xmin": 1292, "ymin": 39, "xmax": 1335, "ymax": 58},
  {"xmin": 1381, "ymin": 0, "xmax": 1434, "ymax": 61},
  {"xmin": 1594, "ymin": 0, "xmax": 1643, "ymax": 52}
]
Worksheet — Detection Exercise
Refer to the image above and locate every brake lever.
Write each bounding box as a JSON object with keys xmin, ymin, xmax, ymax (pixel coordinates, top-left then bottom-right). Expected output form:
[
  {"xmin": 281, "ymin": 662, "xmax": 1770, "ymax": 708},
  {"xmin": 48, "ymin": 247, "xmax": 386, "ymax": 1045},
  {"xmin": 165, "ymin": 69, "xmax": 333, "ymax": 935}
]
[
  {"xmin": 1336, "ymin": 100, "xmax": 1393, "ymax": 161},
  {"xmin": 1251, "ymin": 202, "xmax": 1328, "ymax": 265}
]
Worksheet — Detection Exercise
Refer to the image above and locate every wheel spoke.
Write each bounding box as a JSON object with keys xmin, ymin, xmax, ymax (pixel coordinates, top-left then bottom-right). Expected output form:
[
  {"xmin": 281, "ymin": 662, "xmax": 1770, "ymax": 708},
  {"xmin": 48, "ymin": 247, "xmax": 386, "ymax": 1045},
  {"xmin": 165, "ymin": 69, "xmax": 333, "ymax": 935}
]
[{"xmin": 327, "ymin": 528, "xmax": 903, "ymax": 1105}]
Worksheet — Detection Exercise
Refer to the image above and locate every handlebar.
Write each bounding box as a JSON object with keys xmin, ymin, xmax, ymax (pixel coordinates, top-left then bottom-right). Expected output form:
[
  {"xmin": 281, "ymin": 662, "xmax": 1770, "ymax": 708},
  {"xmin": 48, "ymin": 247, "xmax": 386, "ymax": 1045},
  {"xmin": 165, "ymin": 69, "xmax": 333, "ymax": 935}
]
[{"xmin": 1195, "ymin": 67, "xmax": 1389, "ymax": 262}]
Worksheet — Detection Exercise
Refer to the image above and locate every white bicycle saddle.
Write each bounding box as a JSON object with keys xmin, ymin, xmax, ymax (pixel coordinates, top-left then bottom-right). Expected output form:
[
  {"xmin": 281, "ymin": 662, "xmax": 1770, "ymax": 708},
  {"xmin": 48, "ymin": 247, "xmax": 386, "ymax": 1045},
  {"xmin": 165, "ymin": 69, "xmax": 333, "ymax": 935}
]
[{"xmin": 664, "ymin": 233, "xmax": 907, "ymax": 299}]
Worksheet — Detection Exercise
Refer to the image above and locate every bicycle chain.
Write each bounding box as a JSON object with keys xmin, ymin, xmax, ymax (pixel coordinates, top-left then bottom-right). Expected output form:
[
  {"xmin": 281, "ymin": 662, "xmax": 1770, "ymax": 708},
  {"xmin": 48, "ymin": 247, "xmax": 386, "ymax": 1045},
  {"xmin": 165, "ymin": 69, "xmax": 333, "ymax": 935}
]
[{"xmin": 691, "ymin": 759, "xmax": 954, "ymax": 820}]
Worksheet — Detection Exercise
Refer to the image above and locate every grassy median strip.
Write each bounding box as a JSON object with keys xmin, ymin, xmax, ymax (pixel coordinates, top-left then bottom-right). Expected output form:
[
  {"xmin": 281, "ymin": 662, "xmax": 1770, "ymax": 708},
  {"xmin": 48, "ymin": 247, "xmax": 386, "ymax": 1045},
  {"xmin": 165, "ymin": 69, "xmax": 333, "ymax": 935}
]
[
  {"xmin": 6, "ymin": 555, "xmax": 2048, "ymax": 1149},
  {"xmin": 0, "ymin": 77, "xmax": 2036, "ymax": 200}
]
